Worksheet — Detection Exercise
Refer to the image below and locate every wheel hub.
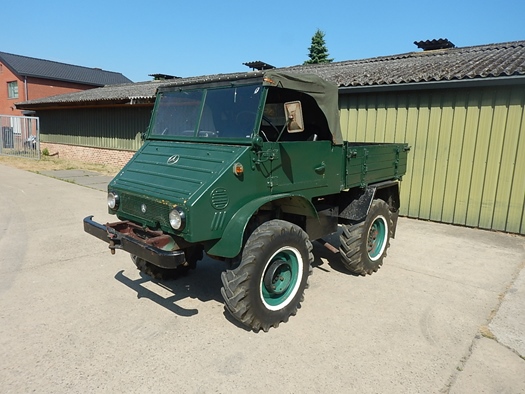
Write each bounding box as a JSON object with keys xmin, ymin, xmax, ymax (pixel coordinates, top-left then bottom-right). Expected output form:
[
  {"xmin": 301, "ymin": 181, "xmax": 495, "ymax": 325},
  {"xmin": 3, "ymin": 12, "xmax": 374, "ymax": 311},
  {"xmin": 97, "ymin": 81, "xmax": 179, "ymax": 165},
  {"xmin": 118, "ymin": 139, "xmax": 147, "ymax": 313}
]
[
  {"xmin": 263, "ymin": 259, "xmax": 292, "ymax": 295},
  {"xmin": 367, "ymin": 217, "xmax": 386, "ymax": 259},
  {"xmin": 260, "ymin": 248, "xmax": 302, "ymax": 310}
]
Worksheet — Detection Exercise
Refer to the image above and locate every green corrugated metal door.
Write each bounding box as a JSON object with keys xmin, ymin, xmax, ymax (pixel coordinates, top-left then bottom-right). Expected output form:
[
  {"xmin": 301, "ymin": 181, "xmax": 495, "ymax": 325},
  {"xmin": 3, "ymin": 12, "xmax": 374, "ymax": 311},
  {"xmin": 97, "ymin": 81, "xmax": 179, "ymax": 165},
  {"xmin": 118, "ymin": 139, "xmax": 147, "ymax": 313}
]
[{"xmin": 339, "ymin": 85, "xmax": 525, "ymax": 235}]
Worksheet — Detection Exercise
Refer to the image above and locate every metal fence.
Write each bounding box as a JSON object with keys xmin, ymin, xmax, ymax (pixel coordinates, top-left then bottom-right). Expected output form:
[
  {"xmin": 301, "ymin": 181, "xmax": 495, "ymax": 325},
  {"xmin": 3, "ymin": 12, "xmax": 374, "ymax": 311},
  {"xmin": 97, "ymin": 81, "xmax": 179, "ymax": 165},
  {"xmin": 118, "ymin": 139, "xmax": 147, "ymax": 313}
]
[{"xmin": 0, "ymin": 115, "xmax": 40, "ymax": 159}]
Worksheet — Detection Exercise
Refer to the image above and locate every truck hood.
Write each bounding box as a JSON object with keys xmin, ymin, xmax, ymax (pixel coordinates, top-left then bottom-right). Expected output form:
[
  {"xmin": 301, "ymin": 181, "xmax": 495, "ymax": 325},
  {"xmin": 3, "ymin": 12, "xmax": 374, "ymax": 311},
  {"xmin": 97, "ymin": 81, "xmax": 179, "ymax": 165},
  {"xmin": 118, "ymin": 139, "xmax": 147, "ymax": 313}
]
[{"xmin": 110, "ymin": 140, "xmax": 248, "ymax": 204}]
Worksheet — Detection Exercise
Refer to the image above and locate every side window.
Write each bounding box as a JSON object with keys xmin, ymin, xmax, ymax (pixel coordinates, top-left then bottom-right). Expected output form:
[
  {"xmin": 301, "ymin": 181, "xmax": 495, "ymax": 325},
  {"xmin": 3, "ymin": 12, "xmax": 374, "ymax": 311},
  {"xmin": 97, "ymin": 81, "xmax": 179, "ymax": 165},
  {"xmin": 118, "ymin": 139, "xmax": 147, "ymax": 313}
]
[
  {"xmin": 265, "ymin": 87, "xmax": 332, "ymax": 142},
  {"xmin": 7, "ymin": 81, "xmax": 18, "ymax": 99}
]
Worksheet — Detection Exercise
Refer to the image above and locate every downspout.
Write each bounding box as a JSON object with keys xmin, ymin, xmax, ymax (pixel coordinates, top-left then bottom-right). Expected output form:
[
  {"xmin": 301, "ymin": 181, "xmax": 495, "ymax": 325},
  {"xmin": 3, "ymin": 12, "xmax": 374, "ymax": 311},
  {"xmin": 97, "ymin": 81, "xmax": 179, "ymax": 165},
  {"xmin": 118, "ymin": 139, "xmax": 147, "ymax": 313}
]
[{"xmin": 24, "ymin": 76, "xmax": 28, "ymax": 100}]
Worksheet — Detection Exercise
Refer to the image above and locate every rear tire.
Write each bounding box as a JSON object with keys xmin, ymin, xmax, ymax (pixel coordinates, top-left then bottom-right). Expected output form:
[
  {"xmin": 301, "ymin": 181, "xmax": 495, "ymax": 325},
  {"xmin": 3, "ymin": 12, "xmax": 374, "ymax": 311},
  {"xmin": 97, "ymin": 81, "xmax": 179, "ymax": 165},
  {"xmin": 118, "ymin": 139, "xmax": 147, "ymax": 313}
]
[
  {"xmin": 339, "ymin": 199, "xmax": 391, "ymax": 276},
  {"xmin": 221, "ymin": 220, "xmax": 313, "ymax": 332}
]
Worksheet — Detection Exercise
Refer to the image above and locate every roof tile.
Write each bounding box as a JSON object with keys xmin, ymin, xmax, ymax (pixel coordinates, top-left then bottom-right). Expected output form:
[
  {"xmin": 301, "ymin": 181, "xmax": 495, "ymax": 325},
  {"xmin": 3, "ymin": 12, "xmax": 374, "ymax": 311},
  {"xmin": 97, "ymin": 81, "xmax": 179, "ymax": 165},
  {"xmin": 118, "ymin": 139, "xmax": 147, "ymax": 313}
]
[{"xmin": 0, "ymin": 51, "xmax": 132, "ymax": 86}]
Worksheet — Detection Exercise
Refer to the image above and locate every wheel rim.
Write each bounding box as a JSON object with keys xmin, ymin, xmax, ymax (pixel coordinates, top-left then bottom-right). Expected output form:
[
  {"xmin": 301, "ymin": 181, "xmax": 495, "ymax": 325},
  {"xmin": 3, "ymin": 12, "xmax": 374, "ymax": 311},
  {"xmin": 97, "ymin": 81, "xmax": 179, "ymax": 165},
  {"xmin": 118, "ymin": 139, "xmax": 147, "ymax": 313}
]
[
  {"xmin": 260, "ymin": 246, "xmax": 303, "ymax": 311},
  {"xmin": 367, "ymin": 215, "xmax": 388, "ymax": 261}
]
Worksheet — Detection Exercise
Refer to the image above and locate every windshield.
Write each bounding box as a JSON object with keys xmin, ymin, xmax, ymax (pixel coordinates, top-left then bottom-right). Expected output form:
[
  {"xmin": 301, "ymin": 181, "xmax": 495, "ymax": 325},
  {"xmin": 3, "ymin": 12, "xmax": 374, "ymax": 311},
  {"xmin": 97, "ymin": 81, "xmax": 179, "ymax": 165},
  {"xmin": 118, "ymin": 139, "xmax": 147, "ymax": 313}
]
[{"xmin": 149, "ymin": 84, "xmax": 264, "ymax": 139}]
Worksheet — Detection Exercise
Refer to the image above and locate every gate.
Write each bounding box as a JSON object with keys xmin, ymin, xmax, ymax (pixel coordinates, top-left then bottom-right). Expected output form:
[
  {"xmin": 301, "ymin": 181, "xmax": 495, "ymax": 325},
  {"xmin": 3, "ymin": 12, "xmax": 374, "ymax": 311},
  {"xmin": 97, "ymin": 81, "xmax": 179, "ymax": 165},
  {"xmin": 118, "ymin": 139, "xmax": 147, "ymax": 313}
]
[{"xmin": 0, "ymin": 115, "xmax": 40, "ymax": 159}]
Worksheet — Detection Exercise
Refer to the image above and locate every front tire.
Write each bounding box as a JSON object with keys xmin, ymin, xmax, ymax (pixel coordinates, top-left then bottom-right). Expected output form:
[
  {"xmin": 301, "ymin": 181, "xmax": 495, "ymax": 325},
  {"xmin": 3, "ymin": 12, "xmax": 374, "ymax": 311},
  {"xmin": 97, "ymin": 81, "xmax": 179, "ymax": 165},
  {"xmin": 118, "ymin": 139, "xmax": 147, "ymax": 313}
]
[
  {"xmin": 131, "ymin": 246, "xmax": 202, "ymax": 280},
  {"xmin": 339, "ymin": 199, "xmax": 391, "ymax": 276},
  {"xmin": 221, "ymin": 220, "xmax": 313, "ymax": 332}
]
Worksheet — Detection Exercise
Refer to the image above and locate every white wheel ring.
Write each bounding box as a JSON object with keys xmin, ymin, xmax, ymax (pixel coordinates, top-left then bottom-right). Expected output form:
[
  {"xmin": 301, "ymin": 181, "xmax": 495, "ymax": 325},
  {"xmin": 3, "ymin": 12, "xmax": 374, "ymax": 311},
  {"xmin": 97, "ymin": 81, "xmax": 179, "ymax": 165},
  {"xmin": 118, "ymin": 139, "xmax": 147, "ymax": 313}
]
[{"xmin": 259, "ymin": 246, "xmax": 304, "ymax": 311}]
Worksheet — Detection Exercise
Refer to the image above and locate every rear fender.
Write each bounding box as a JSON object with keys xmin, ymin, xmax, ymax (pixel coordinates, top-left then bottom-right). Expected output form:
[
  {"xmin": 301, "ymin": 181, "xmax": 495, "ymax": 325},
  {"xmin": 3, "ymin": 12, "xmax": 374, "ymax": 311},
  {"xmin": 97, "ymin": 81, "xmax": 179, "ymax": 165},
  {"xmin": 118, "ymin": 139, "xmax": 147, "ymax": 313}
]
[
  {"xmin": 206, "ymin": 194, "xmax": 318, "ymax": 258},
  {"xmin": 339, "ymin": 180, "xmax": 401, "ymax": 236}
]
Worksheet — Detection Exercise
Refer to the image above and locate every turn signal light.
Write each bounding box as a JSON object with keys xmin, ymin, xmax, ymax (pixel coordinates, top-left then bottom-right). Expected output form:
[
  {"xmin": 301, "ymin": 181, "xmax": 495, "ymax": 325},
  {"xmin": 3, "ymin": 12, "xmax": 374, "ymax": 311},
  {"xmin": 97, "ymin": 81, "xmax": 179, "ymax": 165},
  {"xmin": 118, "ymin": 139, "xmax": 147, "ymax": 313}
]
[{"xmin": 233, "ymin": 162, "xmax": 244, "ymax": 176}]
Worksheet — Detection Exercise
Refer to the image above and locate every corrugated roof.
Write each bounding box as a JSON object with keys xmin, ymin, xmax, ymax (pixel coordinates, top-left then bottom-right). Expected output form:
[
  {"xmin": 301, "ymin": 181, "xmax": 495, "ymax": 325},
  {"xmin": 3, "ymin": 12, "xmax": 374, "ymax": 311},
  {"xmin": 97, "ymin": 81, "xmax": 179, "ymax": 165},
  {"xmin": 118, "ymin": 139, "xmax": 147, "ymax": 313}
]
[
  {"xmin": 0, "ymin": 51, "xmax": 132, "ymax": 86},
  {"xmin": 16, "ymin": 72, "xmax": 262, "ymax": 107},
  {"xmin": 15, "ymin": 79, "xmax": 165, "ymax": 107},
  {"xmin": 283, "ymin": 40, "xmax": 525, "ymax": 87},
  {"xmin": 16, "ymin": 40, "xmax": 525, "ymax": 109}
]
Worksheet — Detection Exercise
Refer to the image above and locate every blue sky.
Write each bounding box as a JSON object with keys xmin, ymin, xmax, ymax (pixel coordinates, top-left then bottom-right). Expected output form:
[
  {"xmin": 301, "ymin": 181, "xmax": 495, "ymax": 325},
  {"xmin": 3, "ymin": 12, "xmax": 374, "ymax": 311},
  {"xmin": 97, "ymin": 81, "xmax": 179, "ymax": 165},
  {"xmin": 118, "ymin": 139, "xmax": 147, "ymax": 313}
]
[{"xmin": 2, "ymin": 0, "xmax": 524, "ymax": 82}]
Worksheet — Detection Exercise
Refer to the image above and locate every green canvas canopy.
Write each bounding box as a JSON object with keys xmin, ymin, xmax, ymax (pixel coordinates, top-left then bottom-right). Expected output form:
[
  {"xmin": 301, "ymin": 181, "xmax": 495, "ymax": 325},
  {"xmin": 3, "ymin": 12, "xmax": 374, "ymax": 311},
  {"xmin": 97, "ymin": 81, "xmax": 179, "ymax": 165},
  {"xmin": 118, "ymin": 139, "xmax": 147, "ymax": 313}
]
[{"xmin": 262, "ymin": 71, "xmax": 343, "ymax": 145}]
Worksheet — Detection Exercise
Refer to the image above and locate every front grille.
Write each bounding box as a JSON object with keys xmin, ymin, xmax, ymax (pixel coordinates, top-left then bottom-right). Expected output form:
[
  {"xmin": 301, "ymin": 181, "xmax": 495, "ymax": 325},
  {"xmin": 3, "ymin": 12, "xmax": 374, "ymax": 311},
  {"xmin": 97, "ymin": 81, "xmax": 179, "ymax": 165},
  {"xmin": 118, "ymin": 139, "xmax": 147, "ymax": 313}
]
[{"xmin": 121, "ymin": 194, "xmax": 170, "ymax": 228}]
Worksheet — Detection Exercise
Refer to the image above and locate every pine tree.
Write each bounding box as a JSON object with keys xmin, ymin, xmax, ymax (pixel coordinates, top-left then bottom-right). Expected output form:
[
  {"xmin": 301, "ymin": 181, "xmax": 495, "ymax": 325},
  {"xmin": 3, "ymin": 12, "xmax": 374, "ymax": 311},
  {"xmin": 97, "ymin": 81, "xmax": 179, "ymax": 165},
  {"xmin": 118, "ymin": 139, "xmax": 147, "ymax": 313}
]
[{"xmin": 304, "ymin": 29, "xmax": 334, "ymax": 65}]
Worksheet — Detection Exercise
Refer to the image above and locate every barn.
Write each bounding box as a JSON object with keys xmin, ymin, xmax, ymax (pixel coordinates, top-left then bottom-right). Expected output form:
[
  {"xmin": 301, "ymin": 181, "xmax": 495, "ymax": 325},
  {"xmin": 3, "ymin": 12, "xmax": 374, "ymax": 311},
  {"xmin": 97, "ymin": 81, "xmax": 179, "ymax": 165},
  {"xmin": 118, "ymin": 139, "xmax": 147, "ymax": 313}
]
[{"xmin": 16, "ymin": 39, "xmax": 525, "ymax": 234}]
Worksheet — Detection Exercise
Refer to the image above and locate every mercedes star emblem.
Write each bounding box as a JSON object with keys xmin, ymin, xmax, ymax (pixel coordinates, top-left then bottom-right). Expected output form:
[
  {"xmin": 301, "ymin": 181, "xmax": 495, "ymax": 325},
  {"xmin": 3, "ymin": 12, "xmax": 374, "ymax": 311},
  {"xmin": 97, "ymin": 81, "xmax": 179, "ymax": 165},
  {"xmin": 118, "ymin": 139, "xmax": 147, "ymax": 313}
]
[{"xmin": 167, "ymin": 155, "xmax": 180, "ymax": 165}]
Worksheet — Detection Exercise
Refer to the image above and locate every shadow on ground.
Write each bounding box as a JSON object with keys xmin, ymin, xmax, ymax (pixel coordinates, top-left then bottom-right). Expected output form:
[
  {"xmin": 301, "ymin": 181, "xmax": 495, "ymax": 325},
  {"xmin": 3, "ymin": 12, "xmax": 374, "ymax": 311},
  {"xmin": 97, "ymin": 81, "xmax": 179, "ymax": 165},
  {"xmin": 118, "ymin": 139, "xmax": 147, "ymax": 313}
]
[{"xmin": 114, "ymin": 257, "xmax": 225, "ymax": 317}]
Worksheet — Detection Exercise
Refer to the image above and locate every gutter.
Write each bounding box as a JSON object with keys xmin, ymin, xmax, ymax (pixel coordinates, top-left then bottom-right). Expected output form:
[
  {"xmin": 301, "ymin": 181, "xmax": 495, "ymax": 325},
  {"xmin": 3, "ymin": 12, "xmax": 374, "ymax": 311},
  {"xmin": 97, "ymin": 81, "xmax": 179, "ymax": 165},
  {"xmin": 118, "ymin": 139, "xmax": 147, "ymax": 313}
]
[
  {"xmin": 338, "ymin": 75, "xmax": 525, "ymax": 94},
  {"xmin": 15, "ymin": 98, "xmax": 143, "ymax": 110}
]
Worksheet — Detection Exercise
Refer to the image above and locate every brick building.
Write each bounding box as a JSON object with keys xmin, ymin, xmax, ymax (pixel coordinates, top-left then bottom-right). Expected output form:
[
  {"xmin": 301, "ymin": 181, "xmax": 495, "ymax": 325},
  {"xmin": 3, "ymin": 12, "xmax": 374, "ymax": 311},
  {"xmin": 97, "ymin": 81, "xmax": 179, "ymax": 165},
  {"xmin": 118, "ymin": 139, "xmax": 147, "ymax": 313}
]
[{"xmin": 0, "ymin": 51, "xmax": 131, "ymax": 116}]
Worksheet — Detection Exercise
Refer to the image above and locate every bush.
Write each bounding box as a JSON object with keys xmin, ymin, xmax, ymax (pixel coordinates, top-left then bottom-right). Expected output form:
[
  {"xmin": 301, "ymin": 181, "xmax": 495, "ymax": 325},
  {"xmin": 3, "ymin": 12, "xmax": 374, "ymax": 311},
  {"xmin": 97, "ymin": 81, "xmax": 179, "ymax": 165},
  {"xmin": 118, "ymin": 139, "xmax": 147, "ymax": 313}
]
[{"xmin": 42, "ymin": 148, "xmax": 49, "ymax": 156}]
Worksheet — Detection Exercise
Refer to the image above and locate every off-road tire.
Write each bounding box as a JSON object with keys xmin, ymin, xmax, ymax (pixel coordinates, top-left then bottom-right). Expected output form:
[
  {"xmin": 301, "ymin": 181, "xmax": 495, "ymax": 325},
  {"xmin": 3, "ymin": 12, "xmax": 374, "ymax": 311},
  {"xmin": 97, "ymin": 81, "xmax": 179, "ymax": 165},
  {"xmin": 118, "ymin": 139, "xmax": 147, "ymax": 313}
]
[
  {"xmin": 131, "ymin": 247, "xmax": 201, "ymax": 280},
  {"xmin": 339, "ymin": 199, "xmax": 391, "ymax": 276},
  {"xmin": 220, "ymin": 220, "xmax": 313, "ymax": 332}
]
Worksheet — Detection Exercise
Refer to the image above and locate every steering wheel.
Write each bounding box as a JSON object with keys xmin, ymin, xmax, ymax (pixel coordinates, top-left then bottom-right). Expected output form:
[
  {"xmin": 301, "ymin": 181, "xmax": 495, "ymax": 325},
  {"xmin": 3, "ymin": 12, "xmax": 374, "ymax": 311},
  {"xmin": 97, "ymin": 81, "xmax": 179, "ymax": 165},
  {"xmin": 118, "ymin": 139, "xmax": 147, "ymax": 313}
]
[
  {"xmin": 235, "ymin": 112, "xmax": 280, "ymax": 141},
  {"xmin": 262, "ymin": 115, "xmax": 279, "ymax": 134},
  {"xmin": 198, "ymin": 130, "xmax": 217, "ymax": 137}
]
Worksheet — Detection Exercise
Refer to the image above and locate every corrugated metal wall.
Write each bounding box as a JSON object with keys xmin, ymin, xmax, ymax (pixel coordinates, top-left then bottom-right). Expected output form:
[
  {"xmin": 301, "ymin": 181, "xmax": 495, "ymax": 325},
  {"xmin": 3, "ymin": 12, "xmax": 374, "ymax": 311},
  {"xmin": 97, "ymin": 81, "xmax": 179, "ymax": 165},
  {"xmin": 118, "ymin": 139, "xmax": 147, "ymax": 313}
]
[
  {"xmin": 40, "ymin": 106, "xmax": 151, "ymax": 151},
  {"xmin": 340, "ymin": 85, "xmax": 525, "ymax": 235}
]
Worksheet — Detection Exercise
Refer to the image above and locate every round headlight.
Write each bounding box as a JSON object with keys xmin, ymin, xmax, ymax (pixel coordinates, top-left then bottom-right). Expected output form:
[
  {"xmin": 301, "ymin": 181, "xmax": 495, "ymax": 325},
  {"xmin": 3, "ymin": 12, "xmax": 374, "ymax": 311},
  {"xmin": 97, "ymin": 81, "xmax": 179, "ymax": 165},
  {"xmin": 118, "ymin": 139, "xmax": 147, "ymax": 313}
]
[
  {"xmin": 107, "ymin": 192, "xmax": 119, "ymax": 210},
  {"xmin": 169, "ymin": 207, "xmax": 186, "ymax": 230}
]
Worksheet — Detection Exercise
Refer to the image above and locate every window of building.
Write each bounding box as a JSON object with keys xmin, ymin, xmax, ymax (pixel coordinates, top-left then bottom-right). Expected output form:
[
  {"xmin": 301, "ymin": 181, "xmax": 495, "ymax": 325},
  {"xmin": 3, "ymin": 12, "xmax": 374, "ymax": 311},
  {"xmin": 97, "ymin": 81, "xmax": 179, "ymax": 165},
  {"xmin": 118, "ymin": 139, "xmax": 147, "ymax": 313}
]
[{"xmin": 8, "ymin": 81, "xmax": 18, "ymax": 99}]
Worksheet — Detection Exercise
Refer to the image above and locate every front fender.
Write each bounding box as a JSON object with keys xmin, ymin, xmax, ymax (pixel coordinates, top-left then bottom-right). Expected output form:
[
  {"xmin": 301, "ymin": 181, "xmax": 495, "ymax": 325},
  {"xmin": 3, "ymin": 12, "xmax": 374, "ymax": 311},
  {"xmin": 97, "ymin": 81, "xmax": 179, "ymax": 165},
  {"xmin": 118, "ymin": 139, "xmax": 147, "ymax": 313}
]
[{"xmin": 206, "ymin": 194, "xmax": 318, "ymax": 258}]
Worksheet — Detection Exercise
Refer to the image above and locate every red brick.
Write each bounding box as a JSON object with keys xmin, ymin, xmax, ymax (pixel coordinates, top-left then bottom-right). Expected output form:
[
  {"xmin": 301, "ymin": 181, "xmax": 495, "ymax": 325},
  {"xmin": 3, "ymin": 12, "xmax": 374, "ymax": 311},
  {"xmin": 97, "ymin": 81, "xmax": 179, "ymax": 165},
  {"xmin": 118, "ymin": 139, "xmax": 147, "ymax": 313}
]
[{"xmin": 40, "ymin": 142, "xmax": 135, "ymax": 168}]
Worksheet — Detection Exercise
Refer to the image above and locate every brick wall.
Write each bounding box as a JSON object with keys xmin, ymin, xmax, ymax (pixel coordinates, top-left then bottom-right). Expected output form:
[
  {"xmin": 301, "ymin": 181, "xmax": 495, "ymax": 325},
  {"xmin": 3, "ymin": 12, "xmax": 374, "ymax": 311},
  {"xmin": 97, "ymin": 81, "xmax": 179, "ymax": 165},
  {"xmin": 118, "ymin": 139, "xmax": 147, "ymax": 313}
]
[
  {"xmin": 0, "ymin": 62, "xmax": 23, "ymax": 115},
  {"xmin": 1, "ymin": 60, "xmax": 98, "ymax": 116},
  {"xmin": 26, "ymin": 77, "xmax": 94, "ymax": 101},
  {"xmin": 41, "ymin": 142, "xmax": 135, "ymax": 167}
]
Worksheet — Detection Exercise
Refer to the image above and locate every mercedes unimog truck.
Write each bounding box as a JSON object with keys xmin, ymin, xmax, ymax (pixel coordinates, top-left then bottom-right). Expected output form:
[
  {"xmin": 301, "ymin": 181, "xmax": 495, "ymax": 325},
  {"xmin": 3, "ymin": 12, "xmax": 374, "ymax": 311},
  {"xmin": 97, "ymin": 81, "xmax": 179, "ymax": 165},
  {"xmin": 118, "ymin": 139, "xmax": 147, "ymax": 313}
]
[{"xmin": 84, "ymin": 71, "xmax": 409, "ymax": 332}]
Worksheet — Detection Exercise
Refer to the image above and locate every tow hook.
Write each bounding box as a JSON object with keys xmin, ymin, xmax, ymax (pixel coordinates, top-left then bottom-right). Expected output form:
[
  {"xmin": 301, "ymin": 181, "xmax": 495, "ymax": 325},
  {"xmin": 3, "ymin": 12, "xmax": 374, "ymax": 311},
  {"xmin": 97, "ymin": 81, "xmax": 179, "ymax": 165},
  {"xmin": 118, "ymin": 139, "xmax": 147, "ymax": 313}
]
[
  {"xmin": 107, "ymin": 231, "xmax": 119, "ymax": 255},
  {"xmin": 109, "ymin": 239, "xmax": 116, "ymax": 255}
]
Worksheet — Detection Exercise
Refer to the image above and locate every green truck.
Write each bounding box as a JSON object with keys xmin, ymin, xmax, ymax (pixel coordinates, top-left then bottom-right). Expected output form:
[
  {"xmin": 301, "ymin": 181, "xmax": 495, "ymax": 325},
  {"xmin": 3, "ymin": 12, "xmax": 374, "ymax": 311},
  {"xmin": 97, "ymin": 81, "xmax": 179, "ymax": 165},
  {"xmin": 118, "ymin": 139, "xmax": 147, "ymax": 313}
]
[{"xmin": 84, "ymin": 71, "xmax": 409, "ymax": 332}]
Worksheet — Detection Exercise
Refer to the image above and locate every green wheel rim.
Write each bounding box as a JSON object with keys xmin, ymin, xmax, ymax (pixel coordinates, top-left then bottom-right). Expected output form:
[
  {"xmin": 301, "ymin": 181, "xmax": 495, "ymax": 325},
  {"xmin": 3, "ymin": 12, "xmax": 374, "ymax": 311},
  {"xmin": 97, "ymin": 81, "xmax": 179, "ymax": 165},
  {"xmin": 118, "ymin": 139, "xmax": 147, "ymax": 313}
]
[
  {"xmin": 260, "ymin": 247, "xmax": 302, "ymax": 311},
  {"xmin": 367, "ymin": 216, "xmax": 387, "ymax": 261}
]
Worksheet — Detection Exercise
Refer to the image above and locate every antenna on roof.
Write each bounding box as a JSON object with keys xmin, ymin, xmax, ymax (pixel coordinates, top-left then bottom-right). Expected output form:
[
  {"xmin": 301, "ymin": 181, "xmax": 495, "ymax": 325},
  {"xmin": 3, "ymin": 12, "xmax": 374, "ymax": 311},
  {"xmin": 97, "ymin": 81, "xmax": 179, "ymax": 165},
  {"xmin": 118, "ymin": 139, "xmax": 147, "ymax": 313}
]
[{"xmin": 414, "ymin": 39, "xmax": 455, "ymax": 51}]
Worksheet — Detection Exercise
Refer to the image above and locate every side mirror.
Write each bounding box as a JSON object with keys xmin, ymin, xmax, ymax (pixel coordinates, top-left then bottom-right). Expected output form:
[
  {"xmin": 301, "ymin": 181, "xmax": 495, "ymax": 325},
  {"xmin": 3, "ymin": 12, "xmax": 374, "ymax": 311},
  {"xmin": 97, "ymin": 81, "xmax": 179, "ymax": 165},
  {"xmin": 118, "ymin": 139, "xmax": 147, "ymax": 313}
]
[{"xmin": 284, "ymin": 101, "xmax": 304, "ymax": 133}]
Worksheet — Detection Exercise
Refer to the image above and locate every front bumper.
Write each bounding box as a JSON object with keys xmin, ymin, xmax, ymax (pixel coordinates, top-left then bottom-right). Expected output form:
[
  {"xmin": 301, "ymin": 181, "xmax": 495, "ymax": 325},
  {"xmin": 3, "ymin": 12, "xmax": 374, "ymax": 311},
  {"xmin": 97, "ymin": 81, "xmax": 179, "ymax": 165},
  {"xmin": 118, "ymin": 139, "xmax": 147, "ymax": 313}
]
[{"xmin": 83, "ymin": 216, "xmax": 186, "ymax": 269}]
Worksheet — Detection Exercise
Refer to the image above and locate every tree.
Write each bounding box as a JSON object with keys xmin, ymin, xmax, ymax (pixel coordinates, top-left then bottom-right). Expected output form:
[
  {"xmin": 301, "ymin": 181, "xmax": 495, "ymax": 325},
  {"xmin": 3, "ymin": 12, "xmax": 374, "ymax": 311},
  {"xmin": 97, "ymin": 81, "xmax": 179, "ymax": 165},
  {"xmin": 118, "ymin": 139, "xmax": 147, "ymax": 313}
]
[{"xmin": 304, "ymin": 29, "xmax": 333, "ymax": 65}]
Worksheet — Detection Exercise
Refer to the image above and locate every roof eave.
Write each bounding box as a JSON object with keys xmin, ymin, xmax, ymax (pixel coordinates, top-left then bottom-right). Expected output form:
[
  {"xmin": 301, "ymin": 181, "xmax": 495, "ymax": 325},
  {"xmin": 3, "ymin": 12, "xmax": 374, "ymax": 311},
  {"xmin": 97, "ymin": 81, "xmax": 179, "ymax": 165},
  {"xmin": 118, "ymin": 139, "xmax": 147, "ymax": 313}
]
[
  {"xmin": 338, "ymin": 75, "xmax": 525, "ymax": 93},
  {"xmin": 14, "ymin": 98, "xmax": 148, "ymax": 110}
]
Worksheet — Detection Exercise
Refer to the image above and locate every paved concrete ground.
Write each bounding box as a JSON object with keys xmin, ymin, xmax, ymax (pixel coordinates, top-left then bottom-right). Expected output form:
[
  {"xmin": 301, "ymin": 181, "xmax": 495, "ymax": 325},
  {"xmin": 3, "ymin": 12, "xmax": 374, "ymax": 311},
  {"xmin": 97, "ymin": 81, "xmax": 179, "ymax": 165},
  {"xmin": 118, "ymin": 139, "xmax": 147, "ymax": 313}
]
[
  {"xmin": 1, "ymin": 165, "xmax": 524, "ymax": 393},
  {"xmin": 39, "ymin": 169, "xmax": 113, "ymax": 191}
]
